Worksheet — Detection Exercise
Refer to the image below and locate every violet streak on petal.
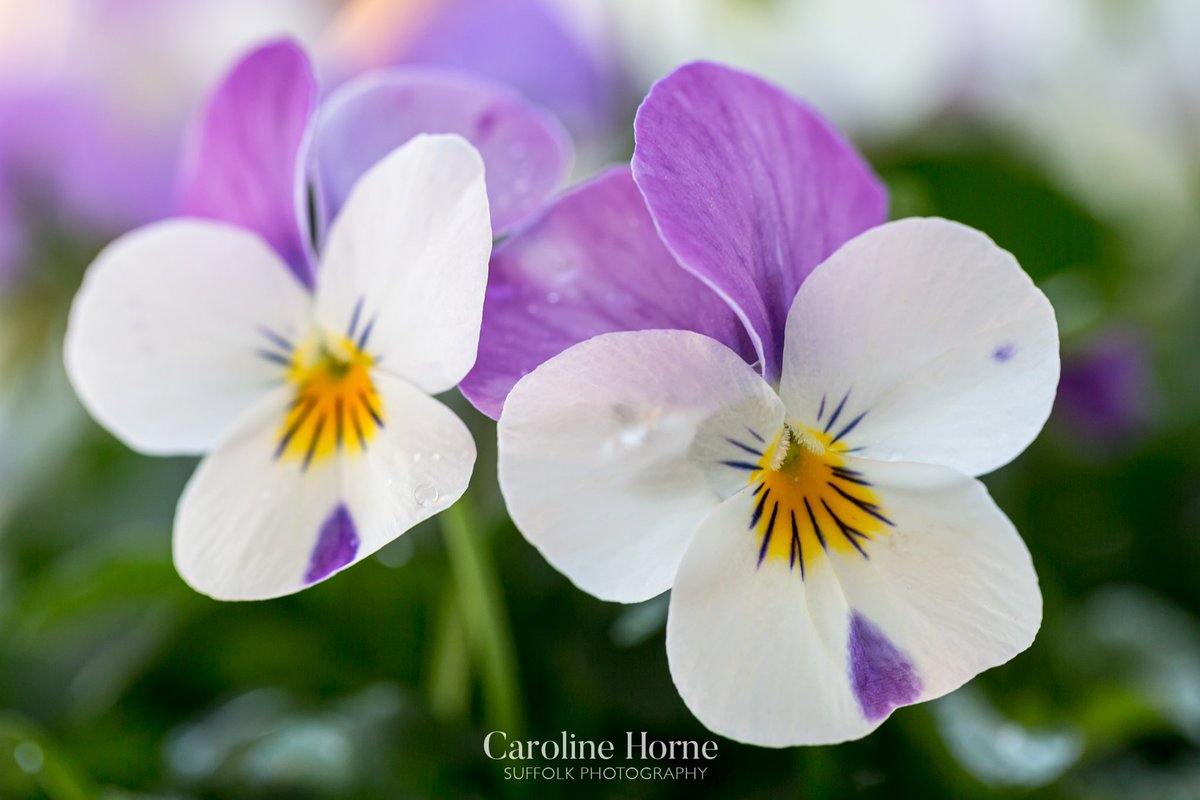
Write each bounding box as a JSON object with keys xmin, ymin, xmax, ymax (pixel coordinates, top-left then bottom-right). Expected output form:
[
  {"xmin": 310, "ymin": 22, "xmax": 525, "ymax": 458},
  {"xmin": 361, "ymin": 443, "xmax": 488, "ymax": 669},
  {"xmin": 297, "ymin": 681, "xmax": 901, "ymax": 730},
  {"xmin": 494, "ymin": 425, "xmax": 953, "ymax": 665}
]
[
  {"xmin": 314, "ymin": 67, "xmax": 571, "ymax": 238},
  {"xmin": 633, "ymin": 61, "xmax": 888, "ymax": 383},
  {"xmin": 177, "ymin": 39, "xmax": 318, "ymax": 288},
  {"xmin": 304, "ymin": 503, "xmax": 360, "ymax": 585},
  {"xmin": 459, "ymin": 166, "xmax": 754, "ymax": 419},
  {"xmin": 847, "ymin": 611, "xmax": 922, "ymax": 722}
]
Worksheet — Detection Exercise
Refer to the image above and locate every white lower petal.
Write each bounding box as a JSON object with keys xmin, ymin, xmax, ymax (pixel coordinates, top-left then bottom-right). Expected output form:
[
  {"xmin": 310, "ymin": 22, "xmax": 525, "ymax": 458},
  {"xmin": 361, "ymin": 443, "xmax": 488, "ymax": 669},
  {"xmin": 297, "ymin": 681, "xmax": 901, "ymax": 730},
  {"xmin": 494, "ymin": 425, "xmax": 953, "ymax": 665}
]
[
  {"xmin": 174, "ymin": 387, "xmax": 342, "ymax": 600},
  {"xmin": 65, "ymin": 220, "xmax": 312, "ymax": 455},
  {"xmin": 667, "ymin": 458, "xmax": 1040, "ymax": 746},
  {"xmin": 824, "ymin": 458, "xmax": 1042, "ymax": 702},
  {"xmin": 174, "ymin": 374, "xmax": 475, "ymax": 600},
  {"xmin": 340, "ymin": 371, "xmax": 476, "ymax": 553},
  {"xmin": 779, "ymin": 218, "xmax": 1059, "ymax": 477},
  {"xmin": 498, "ymin": 330, "xmax": 783, "ymax": 603}
]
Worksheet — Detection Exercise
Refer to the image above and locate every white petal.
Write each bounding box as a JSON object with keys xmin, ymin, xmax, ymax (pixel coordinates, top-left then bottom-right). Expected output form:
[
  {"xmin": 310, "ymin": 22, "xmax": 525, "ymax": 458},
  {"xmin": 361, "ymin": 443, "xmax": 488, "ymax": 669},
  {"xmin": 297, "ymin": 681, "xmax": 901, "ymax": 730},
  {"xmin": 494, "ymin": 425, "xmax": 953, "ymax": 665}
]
[
  {"xmin": 667, "ymin": 458, "xmax": 1040, "ymax": 746},
  {"xmin": 340, "ymin": 371, "xmax": 476, "ymax": 555},
  {"xmin": 314, "ymin": 133, "xmax": 492, "ymax": 395},
  {"xmin": 823, "ymin": 458, "xmax": 1041, "ymax": 703},
  {"xmin": 174, "ymin": 374, "xmax": 475, "ymax": 600},
  {"xmin": 174, "ymin": 387, "xmax": 345, "ymax": 600},
  {"xmin": 64, "ymin": 220, "xmax": 312, "ymax": 455},
  {"xmin": 498, "ymin": 330, "xmax": 783, "ymax": 604},
  {"xmin": 779, "ymin": 218, "xmax": 1059, "ymax": 477}
]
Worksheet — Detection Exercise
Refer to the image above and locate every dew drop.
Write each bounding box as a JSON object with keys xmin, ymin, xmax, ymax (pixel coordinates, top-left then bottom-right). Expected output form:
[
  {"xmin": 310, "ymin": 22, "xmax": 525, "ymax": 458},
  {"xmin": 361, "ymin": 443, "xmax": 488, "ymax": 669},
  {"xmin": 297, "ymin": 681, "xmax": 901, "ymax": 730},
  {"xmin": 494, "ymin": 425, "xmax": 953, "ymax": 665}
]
[
  {"xmin": 613, "ymin": 406, "xmax": 664, "ymax": 449},
  {"xmin": 546, "ymin": 291, "xmax": 561, "ymax": 304},
  {"xmin": 432, "ymin": 453, "xmax": 442, "ymax": 462},
  {"xmin": 415, "ymin": 484, "xmax": 440, "ymax": 508},
  {"xmin": 412, "ymin": 452, "xmax": 422, "ymax": 464}
]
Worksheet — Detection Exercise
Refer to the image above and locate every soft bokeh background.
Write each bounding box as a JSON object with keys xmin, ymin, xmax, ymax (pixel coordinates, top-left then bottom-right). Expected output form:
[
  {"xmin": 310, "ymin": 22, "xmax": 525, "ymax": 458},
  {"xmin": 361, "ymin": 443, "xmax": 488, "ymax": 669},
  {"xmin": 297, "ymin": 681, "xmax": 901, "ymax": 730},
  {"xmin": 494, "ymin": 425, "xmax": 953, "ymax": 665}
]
[{"xmin": 2, "ymin": 1, "xmax": 1199, "ymax": 798}]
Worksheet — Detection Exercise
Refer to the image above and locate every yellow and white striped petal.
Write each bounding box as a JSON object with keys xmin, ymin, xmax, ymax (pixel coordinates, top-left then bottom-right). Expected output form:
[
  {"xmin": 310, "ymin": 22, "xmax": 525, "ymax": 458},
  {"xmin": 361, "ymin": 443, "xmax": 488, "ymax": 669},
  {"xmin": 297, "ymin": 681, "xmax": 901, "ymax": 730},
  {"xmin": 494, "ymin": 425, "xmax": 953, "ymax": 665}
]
[
  {"xmin": 667, "ymin": 456, "xmax": 1040, "ymax": 746},
  {"xmin": 498, "ymin": 329, "xmax": 783, "ymax": 604},
  {"xmin": 779, "ymin": 218, "xmax": 1059, "ymax": 478},
  {"xmin": 65, "ymin": 219, "xmax": 312, "ymax": 455},
  {"xmin": 174, "ymin": 372, "xmax": 474, "ymax": 600}
]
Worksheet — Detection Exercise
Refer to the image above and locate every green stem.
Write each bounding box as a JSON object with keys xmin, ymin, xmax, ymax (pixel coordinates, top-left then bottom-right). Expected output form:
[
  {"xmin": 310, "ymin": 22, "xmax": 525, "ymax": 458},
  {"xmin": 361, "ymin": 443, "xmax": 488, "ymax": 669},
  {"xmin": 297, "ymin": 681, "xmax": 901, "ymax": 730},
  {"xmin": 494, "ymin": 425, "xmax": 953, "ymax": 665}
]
[
  {"xmin": 426, "ymin": 585, "xmax": 471, "ymax": 723},
  {"xmin": 440, "ymin": 495, "xmax": 525, "ymax": 735}
]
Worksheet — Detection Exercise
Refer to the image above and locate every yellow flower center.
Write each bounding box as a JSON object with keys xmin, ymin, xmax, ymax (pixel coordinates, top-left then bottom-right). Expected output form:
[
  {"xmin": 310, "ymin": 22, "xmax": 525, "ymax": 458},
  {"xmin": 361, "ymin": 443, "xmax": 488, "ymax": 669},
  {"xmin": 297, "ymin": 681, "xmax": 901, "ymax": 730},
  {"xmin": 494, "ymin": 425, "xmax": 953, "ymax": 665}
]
[
  {"xmin": 746, "ymin": 423, "xmax": 891, "ymax": 573},
  {"xmin": 274, "ymin": 332, "xmax": 383, "ymax": 470}
]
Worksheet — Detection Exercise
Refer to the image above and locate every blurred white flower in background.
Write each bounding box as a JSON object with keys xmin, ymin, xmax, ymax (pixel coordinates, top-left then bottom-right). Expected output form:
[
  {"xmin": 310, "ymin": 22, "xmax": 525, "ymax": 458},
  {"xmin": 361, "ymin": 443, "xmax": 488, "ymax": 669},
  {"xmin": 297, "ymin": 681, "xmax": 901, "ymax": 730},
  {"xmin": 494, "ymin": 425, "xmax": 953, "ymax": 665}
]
[{"xmin": 592, "ymin": 0, "xmax": 1200, "ymax": 250}]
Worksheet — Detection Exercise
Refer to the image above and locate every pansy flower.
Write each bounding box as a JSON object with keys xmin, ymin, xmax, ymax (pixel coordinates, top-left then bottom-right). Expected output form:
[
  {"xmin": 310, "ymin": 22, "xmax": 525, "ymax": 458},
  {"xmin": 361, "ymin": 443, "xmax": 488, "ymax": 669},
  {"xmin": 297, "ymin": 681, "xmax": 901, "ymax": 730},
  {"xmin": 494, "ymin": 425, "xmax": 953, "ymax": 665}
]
[
  {"xmin": 485, "ymin": 63, "xmax": 1059, "ymax": 746},
  {"xmin": 62, "ymin": 39, "xmax": 569, "ymax": 600}
]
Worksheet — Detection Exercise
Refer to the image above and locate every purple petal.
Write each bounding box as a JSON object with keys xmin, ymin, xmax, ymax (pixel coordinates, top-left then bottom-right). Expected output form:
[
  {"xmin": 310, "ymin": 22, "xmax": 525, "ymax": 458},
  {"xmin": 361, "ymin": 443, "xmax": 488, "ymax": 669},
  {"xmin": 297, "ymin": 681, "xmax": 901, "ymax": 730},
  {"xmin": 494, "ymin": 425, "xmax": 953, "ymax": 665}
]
[
  {"xmin": 848, "ymin": 611, "xmax": 922, "ymax": 723},
  {"xmin": 304, "ymin": 504, "xmax": 360, "ymax": 584},
  {"xmin": 402, "ymin": 0, "xmax": 617, "ymax": 134},
  {"xmin": 633, "ymin": 62, "xmax": 888, "ymax": 383},
  {"xmin": 460, "ymin": 165, "xmax": 754, "ymax": 419},
  {"xmin": 314, "ymin": 67, "xmax": 571, "ymax": 237},
  {"xmin": 177, "ymin": 39, "xmax": 317, "ymax": 287}
]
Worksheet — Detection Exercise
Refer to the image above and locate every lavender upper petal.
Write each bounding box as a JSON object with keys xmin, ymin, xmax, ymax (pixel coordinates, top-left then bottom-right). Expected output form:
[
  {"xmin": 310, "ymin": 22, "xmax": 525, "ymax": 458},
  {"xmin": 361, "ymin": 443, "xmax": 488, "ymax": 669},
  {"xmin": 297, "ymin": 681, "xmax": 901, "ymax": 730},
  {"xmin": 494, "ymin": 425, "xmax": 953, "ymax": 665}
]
[
  {"xmin": 633, "ymin": 61, "xmax": 888, "ymax": 383},
  {"xmin": 314, "ymin": 66, "xmax": 571, "ymax": 239},
  {"xmin": 460, "ymin": 165, "xmax": 754, "ymax": 419},
  {"xmin": 177, "ymin": 39, "xmax": 318, "ymax": 288}
]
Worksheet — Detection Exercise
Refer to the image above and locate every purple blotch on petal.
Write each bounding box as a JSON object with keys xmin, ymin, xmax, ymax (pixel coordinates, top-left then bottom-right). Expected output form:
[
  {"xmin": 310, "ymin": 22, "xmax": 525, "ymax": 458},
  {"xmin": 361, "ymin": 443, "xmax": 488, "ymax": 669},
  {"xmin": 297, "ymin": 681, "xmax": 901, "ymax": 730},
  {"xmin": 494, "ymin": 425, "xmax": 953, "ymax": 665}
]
[
  {"xmin": 304, "ymin": 504, "xmax": 360, "ymax": 584},
  {"xmin": 847, "ymin": 611, "xmax": 921, "ymax": 722},
  {"xmin": 993, "ymin": 343, "xmax": 1017, "ymax": 362}
]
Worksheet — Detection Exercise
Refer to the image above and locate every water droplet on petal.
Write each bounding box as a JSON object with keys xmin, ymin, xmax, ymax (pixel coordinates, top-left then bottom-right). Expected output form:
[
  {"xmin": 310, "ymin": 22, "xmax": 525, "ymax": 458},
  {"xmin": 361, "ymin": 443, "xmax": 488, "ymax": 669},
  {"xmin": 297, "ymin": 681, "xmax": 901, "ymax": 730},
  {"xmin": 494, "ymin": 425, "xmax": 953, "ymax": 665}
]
[
  {"xmin": 415, "ymin": 484, "xmax": 440, "ymax": 508},
  {"xmin": 546, "ymin": 291, "xmax": 561, "ymax": 304},
  {"xmin": 432, "ymin": 453, "xmax": 441, "ymax": 462},
  {"xmin": 619, "ymin": 426, "xmax": 649, "ymax": 447},
  {"xmin": 612, "ymin": 405, "xmax": 665, "ymax": 449},
  {"xmin": 412, "ymin": 453, "xmax": 422, "ymax": 464}
]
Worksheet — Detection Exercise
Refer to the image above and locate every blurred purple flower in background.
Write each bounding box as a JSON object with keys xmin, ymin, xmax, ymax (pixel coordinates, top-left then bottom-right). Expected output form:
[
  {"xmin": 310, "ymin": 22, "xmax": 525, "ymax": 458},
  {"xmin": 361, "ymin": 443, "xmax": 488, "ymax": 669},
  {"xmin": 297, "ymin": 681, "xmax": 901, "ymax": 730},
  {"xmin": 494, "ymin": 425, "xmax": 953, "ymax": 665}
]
[
  {"xmin": 321, "ymin": 0, "xmax": 623, "ymax": 148},
  {"xmin": 0, "ymin": 0, "xmax": 340, "ymax": 285},
  {"xmin": 1054, "ymin": 329, "xmax": 1158, "ymax": 453}
]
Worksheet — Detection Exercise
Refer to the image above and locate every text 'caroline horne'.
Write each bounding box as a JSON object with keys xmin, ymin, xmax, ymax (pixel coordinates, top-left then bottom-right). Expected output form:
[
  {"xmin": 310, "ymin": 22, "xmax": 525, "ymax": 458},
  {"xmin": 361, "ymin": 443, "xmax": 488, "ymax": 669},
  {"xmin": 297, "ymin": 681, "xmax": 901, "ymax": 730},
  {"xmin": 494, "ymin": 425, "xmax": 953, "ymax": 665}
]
[{"xmin": 484, "ymin": 731, "xmax": 719, "ymax": 762}]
